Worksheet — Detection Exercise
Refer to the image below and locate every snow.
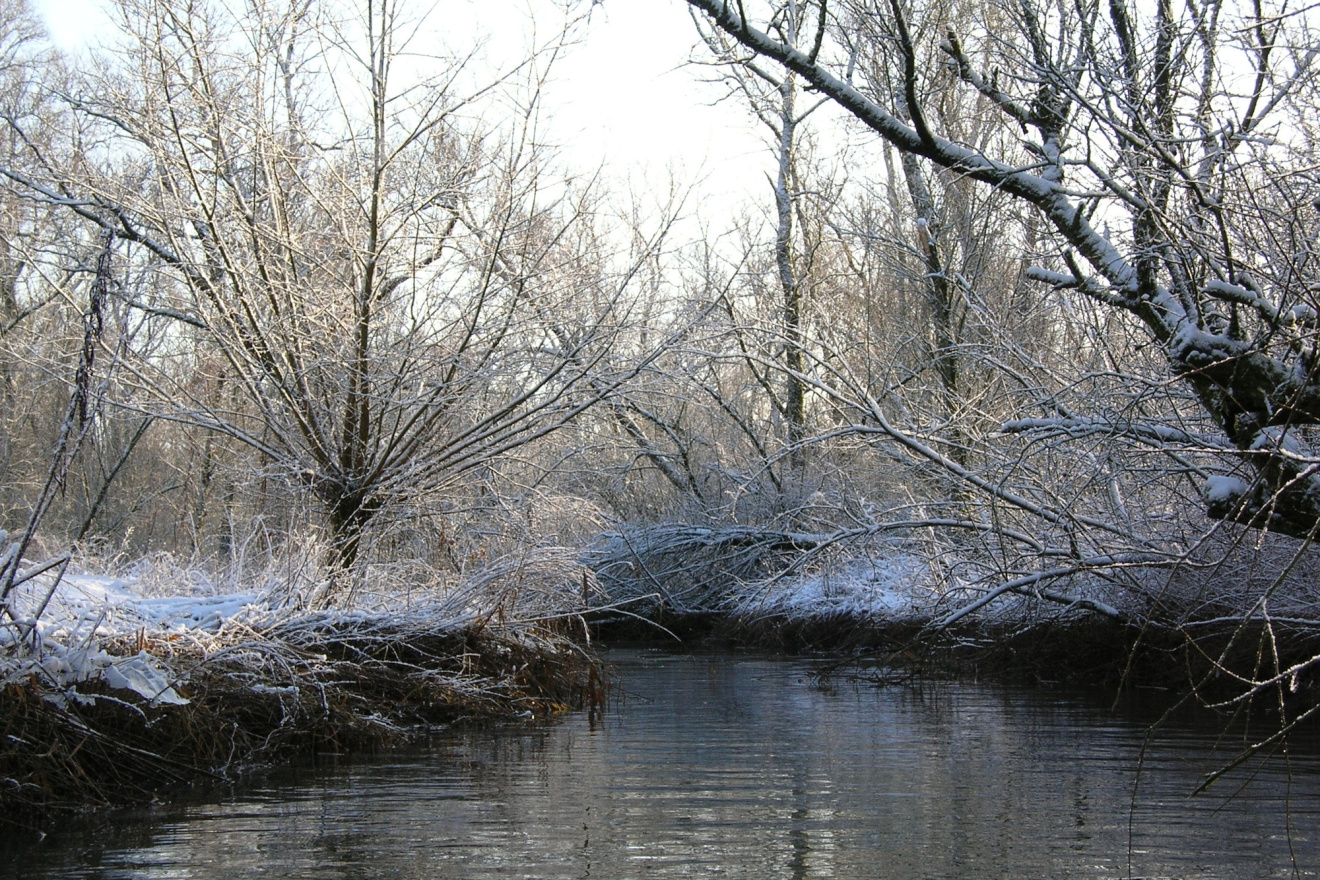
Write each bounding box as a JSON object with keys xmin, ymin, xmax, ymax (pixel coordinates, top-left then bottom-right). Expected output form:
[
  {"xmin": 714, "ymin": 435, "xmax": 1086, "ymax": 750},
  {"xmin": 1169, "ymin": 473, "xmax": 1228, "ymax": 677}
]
[
  {"xmin": 7, "ymin": 572, "xmax": 264, "ymax": 642},
  {"xmin": 1169, "ymin": 324, "xmax": 1252, "ymax": 366},
  {"xmin": 1203, "ymin": 278, "xmax": 1275, "ymax": 319},
  {"xmin": 95, "ymin": 651, "xmax": 190, "ymax": 705},
  {"xmin": 9, "ymin": 641, "xmax": 189, "ymax": 708},
  {"xmin": 737, "ymin": 554, "xmax": 930, "ymax": 620},
  {"xmin": 1024, "ymin": 267, "xmax": 1078, "ymax": 287},
  {"xmin": 1288, "ymin": 304, "xmax": 1318, "ymax": 325},
  {"xmin": 1250, "ymin": 425, "xmax": 1312, "ymax": 458},
  {"xmin": 0, "ymin": 548, "xmax": 586, "ymax": 708},
  {"xmin": 1205, "ymin": 475, "xmax": 1249, "ymax": 504},
  {"xmin": 1000, "ymin": 416, "xmax": 1231, "ymax": 449},
  {"xmin": 0, "ymin": 535, "xmax": 1140, "ymax": 712},
  {"xmin": 1, "ymin": 568, "xmax": 268, "ymax": 706}
]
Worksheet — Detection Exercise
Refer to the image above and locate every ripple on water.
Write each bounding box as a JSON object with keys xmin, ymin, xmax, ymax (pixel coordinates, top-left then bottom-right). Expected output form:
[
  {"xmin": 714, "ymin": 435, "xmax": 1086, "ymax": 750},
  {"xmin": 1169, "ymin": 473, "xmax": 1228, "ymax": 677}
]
[{"xmin": 5, "ymin": 648, "xmax": 1319, "ymax": 879}]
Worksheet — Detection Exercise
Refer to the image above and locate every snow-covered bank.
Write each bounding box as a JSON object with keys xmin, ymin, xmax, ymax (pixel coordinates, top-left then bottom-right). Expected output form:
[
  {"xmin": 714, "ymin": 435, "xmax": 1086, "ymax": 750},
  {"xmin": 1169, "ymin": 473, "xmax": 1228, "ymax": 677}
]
[
  {"xmin": 585, "ymin": 523, "xmax": 1131, "ymax": 632},
  {"xmin": 0, "ymin": 555, "xmax": 602, "ymax": 832},
  {"xmin": 587, "ymin": 521, "xmax": 1320, "ymax": 634},
  {"xmin": 729, "ymin": 555, "xmax": 933, "ymax": 622},
  {"xmin": 582, "ymin": 523, "xmax": 1320, "ymax": 714}
]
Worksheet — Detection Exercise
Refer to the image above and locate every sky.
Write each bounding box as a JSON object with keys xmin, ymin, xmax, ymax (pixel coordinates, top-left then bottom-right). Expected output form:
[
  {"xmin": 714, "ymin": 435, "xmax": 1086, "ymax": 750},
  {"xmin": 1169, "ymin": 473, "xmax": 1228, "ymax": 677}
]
[{"xmin": 34, "ymin": 0, "xmax": 773, "ymax": 221}]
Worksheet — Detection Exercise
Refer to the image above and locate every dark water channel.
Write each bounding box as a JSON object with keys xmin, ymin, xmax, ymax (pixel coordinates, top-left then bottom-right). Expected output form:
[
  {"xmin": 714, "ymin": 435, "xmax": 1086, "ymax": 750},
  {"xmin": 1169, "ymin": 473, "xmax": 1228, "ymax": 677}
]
[{"xmin": 6, "ymin": 649, "xmax": 1320, "ymax": 879}]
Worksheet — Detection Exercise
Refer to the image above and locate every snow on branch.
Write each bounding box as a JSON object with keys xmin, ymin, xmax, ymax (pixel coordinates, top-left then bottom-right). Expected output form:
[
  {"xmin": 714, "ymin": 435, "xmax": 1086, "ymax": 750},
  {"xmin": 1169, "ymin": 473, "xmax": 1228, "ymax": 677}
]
[
  {"xmin": 935, "ymin": 558, "xmax": 1145, "ymax": 628},
  {"xmin": 1000, "ymin": 416, "xmax": 1230, "ymax": 454},
  {"xmin": 1202, "ymin": 279, "xmax": 1280, "ymax": 325}
]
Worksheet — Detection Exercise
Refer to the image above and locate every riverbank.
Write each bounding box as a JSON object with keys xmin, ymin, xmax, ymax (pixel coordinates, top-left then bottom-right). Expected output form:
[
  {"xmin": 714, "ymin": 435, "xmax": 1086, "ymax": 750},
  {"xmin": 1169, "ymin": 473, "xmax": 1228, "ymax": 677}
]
[
  {"xmin": 7, "ymin": 537, "xmax": 1318, "ymax": 834},
  {"xmin": 1, "ymin": 565, "xmax": 604, "ymax": 835},
  {"xmin": 585, "ymin": 524, "xmax": 1320, "ymax": 713},
  {"xmin": 2, "ymin": 617, "xmax": 600, "ymax": 833}
]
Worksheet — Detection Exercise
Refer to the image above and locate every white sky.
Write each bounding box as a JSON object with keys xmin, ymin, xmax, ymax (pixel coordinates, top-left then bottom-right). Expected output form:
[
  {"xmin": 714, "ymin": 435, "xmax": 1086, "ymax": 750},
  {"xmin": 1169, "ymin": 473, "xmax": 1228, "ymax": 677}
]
[
  {"xmin": 543, "ymin": 0, "xmax": 769, "ymax": 210},
  {"xmin": 35, "ymin": 0, "xmax": 773, "ymax": 223}
]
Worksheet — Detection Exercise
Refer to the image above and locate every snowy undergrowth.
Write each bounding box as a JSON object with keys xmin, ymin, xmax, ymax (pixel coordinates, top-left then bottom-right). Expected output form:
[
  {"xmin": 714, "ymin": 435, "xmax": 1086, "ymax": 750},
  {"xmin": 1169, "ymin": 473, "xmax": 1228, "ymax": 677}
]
[
  {"xmin": 1, "ymin": 568, "xmax": 263, "ymax": 707},
  {"xmin": 583, "ymin": 522, "xmax": 1125, "ymax": 628},
  {"xmin": 0, "ymin": 545, "xmax": 601, "ymax": 714},
  {"xmin": 730, "ymin": 554, "xmax": 934, "ymax": 622}
]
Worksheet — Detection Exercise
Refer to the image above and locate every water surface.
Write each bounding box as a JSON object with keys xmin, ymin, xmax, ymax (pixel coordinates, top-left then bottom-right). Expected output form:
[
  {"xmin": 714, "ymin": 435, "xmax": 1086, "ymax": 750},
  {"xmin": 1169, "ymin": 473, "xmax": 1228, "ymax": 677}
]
[{"xmin": 5, "ymin": 649, "xmax": 1319, "ymax": 878}]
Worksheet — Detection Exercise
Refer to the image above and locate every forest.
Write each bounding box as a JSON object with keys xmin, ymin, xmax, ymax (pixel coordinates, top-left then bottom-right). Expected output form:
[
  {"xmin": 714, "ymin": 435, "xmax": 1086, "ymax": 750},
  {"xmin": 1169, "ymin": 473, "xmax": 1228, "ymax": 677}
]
[{"xmin": 2, "ymin": 0, "xmax": 1320, "ymax": 824}]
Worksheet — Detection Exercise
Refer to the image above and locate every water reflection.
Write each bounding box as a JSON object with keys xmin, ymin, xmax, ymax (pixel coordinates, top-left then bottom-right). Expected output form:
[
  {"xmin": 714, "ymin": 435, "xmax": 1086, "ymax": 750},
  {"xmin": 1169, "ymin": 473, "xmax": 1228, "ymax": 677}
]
[{"xmin": 5, "ymin": 649, "xmax": 1319, "ymax": 879}]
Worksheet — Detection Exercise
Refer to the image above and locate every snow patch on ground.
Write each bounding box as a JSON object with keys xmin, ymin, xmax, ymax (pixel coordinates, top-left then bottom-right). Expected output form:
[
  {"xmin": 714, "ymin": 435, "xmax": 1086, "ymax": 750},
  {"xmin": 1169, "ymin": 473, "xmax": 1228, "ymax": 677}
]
[
  {"xmin": 736, "ymin": 554, "xmax": 931, "ymax": 620},
  {"xmin": 1, "ymin": 550, "xmax": 569, "ymax": 707},
  {"xmin": 8, "ymin": 641, "xmax": 190, "ymax": 708},
  {"xmin": 1, "ymin": 569, "xmax": 271, "ymax": 705},
  {"xmin": 6, "ymin": 572, "xmax": 265, "ymax": 643}
]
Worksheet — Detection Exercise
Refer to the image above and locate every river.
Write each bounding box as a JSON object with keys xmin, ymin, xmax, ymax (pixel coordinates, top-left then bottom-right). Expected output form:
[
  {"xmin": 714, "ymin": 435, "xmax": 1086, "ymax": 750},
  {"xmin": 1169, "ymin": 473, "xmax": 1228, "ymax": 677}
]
[{"xmin": 4, "ymin": 648, "xmax": 1318, "ymax": 878}]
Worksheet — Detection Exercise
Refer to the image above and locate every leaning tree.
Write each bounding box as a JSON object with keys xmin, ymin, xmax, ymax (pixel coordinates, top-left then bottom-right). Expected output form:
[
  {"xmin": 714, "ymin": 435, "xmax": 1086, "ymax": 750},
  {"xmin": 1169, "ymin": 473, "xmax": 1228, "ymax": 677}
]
[{"xmin": 679, "ymin": 0, "xmax": 1320, "ymax": 539}]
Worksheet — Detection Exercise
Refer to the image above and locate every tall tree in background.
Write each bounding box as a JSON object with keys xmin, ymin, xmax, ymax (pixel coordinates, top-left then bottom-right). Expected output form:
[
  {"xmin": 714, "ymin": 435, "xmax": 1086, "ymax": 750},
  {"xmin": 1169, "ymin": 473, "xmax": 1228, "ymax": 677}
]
[{"xmin": 693, "ymin": 4, "xmax": 826, "ymax": 471}]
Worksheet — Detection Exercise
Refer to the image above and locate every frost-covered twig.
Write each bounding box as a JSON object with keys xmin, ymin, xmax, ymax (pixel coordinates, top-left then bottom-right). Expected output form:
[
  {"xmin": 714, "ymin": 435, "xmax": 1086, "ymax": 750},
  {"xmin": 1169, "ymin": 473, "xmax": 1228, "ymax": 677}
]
[{"xmin": 0, "ymin": 234, "xmax": 115, "ymax": 640}]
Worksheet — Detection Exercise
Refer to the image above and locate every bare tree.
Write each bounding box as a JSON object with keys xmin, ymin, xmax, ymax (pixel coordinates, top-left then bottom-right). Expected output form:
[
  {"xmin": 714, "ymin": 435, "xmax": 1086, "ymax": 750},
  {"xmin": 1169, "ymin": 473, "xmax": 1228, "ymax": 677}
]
[
  {"xmin": 2, "ymin": 0, "xmax": 681, "ymax": 582},
  {"xmin": 692, "ymin": 5, "xmax": 830, "ymax": 468}
]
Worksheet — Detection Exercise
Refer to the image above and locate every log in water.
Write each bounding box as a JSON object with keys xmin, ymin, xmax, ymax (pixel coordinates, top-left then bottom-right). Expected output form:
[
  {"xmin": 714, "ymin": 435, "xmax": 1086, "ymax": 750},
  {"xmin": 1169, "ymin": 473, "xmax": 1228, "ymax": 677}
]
[{"xmin": 5, "ymin": 648, "xmax": 1319, "ymax": 878}]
